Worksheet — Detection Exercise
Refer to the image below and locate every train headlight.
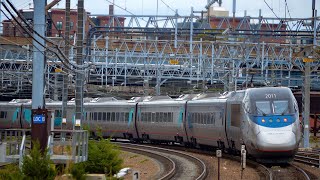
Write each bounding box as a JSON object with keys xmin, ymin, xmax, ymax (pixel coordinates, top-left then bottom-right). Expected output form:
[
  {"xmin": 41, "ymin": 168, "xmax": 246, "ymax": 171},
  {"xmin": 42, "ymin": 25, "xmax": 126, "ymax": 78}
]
[
  {"xmin": 284, "ymin": 118, "xmax": 288, "ymax": 122},
  {"xmin": 277, "ymin": 118, "xmax": 280, "ymax": 122},
  {"xmin": 269, "ymin": 118, "xmax": 273, "ymax": 123},
  {"xmin": 261, "ymin": 119, "xmax": 266, "ymax": 123}
]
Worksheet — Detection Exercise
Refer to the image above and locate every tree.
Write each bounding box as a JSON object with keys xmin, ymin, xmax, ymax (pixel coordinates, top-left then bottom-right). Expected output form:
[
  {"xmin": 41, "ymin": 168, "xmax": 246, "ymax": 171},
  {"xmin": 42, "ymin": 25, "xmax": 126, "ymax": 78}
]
[{"xmin": 22, "ymin": 141, "xmax": 56, "ymax": 180}]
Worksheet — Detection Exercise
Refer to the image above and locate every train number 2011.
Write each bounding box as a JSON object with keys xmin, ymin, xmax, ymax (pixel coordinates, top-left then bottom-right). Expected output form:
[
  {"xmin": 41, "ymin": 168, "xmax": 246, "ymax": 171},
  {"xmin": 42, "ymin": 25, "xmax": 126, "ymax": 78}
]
[{"xmin": 265, "ymin": 94, "xmax": 276, "ymax": 99}]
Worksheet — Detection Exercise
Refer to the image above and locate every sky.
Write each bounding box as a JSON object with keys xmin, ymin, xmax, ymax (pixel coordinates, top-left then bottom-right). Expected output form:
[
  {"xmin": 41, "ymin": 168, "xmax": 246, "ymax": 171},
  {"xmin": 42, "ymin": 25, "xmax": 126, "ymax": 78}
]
[{"xmin": 5, "ymin": 0, "xmax": 320, "ymax": 18}]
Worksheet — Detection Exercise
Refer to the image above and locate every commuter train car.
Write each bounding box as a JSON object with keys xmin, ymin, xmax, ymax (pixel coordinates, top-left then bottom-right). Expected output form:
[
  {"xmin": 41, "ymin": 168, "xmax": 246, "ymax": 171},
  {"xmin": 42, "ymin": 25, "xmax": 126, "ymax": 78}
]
[
  {"xmin": 0, "ymin": 87, "xmax": 301, "ymax": 162},
  {"xmin": 83, "ymin": 97, "xmax": 138, "ymax": 140}
]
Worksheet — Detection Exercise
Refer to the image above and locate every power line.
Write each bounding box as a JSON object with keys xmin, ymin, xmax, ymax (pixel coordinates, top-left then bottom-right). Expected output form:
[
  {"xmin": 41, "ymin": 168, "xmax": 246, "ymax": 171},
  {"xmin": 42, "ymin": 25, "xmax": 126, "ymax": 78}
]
[
  {"xmin": 106, "ymin": 0, "xmax": 158, "ymax": 26},
  {"xmin": 264, "ymin": 0, "xmax": 280, "ymax": 19},
  {"xmin": 160, "ymin": 0, "xmax": 176, "ymax": 14},
  {"xmin": 284, "ymin": 0, "xmax": 292, "ymax": 19},
  {"xmin": 3, "ymin": 0, "xmax": 82, "ymax": 71},
  {"xmin": 1, "ymin": 3, "xmax": 76, "ymax": 73}
]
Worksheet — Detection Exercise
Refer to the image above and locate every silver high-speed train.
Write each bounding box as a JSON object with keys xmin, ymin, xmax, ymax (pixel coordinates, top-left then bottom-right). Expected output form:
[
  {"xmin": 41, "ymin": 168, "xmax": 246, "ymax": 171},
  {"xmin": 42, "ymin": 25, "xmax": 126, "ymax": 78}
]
[{"xmin": 0, "ymin": 87, "xmax": 301, "ymax": 162}]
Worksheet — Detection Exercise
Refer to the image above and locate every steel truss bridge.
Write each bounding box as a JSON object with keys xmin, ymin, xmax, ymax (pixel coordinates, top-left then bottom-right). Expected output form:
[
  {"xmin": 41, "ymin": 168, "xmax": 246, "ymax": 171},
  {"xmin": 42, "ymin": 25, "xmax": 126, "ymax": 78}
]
[{"xmin": 0, "ymin": 14, "xmax": 319, "ymax": 98}]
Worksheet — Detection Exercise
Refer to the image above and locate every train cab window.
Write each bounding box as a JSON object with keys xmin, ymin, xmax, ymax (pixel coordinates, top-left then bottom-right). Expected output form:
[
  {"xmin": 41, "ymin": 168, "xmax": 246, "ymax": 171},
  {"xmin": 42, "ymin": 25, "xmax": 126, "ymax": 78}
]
[
  {"xmin": 273, "ymin": 100, "xmax": 289, "ymax": 114},
  {"xmin": 256, "ymin": 101, "xmax": 271, "ymax": 115},
  {"xmin": 0, "ymin": 111, "xmax": 7, "ymax": 119}
]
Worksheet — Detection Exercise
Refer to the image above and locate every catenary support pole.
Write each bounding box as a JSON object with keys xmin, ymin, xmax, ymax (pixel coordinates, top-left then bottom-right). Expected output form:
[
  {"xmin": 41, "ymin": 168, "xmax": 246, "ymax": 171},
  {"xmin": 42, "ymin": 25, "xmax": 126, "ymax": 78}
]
[
  {"xmin": 31, "ymin": 0, "xmax": 49, "ymax": 152},
  {"xmin": 75, "ymin": 0, "xmax": 84, "ymax": 129},
  {"xmin": 62, "ymin": 0, "xmax": 70, "ymax": 129}
]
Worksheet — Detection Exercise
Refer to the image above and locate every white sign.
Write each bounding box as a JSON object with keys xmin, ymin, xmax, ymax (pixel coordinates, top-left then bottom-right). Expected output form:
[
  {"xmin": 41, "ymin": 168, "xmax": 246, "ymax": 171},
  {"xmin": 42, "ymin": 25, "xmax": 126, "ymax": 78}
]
[
  {"xmin": 216, "ymin": 150, "xmax": 222, "ymax": 158},
  {"xmin": 132, "ymin": 171, "xmax": 140, "ymax": 180}
]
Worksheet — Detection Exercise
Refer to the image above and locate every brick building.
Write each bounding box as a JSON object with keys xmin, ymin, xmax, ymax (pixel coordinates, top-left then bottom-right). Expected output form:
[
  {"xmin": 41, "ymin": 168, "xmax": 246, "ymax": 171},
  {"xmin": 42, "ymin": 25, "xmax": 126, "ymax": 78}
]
[{"xmin": 2, "ymin": 8, "xmax": 125, "ymax": 38}]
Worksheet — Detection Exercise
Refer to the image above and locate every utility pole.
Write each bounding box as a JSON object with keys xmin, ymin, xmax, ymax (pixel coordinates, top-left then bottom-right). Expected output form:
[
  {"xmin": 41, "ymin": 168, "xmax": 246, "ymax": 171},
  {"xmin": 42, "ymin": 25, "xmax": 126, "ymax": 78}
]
[
  {"xmin": 31, "ymin": 0, "xmax": 49, "ymax": 152},
  {"xmin": 75, "ymin": 0, "xmax": 84, "ymax": 129},
  {"xmin": 0, "ymin": 0, "xmax": 2, "ymax": 34},
  {"xmin": 62, "ymin": 0, "xmax": 70, "ymax": 129},
  {"xmin": 302, "ymin": 0, "xmax": 316, "ymax": 148}
]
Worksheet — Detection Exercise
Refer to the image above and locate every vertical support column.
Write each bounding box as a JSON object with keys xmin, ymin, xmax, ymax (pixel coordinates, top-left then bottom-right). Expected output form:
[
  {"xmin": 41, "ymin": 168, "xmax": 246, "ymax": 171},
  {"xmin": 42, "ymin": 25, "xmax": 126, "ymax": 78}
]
[
  {"xmin": 302, "ymin": 61, "xmax": 310, "ymax": 148},
  {"xmin": 261, "ymin": 42, "xmax": 265, "ymax": 81},
  {"xmin": 190, "ymin": 7, "xmax": 194, "ymax": 82},
  {"xmin": 211, "ymin": 44, "xmax": 214, "ymax": 85},
  {"xmin": 32, "ymin": 0, "xmax": 46, "ymax": 110},
  {"xmin": 156, "ymin": 37, "xmax": 161, "ymax": 96},
  {"xmin": 105, "ymin": 36, "xmax": 109, "ymax": 87},
  {"xmin": 0, "ymin": 0, "xmax": 2, "ymax": 34},
  {"xmin": 31, "ymin": 0, "xmax": 47, "ymax": 151},
  {"xmin": 75, "ymin": 0, "xmax": 84, "ymax": 129},
  {"xmin": 62, "ymin": 0, "xmax": 70, "ymax": 129},
  {"xmin": 174, "ymin": 9, "xmax": 178, "ymax": 49}
]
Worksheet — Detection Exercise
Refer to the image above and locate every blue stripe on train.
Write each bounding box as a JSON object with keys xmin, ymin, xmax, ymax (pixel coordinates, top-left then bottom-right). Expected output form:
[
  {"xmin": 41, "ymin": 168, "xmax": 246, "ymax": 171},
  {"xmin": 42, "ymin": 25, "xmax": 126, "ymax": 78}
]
[{"xmin": 128, "ymin": 108, "xmax": 134, "ymax": 127}]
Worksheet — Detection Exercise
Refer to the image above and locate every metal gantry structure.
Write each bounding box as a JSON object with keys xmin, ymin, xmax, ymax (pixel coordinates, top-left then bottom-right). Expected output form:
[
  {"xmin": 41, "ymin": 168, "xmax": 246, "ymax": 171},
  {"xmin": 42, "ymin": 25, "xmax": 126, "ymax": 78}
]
[
  {"xmin": 0, "ymin": 4, "xmax": 319, "ymax": 147},
  {"xmin": 0, "ymin": 14, "xmax": 319, "ymax": 96}
]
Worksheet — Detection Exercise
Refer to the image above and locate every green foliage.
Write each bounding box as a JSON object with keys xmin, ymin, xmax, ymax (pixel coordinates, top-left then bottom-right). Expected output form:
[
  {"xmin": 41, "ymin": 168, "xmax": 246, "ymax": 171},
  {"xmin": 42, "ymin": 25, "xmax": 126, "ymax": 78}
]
[
  {"xmin": 84, "ymin": 139, "xmax": 123, "ymax": 176},
  {"xmin": 69, "ymin": 162, "xmax": 86, "ymax": 180},
  {"xmin": 0, "ymin": 164, "xmax": 24, "ymax": 180},
  {"xmin": 21, "ymin": 141, "xmax": 56, "ymax": 180}
]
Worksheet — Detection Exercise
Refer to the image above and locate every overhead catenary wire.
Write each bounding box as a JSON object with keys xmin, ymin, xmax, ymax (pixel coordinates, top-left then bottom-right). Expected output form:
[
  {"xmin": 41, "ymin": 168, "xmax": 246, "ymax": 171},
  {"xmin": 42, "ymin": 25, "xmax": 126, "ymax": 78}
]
[
  {"xmin": 0, "ymin": 8, "xmax": 75, "ymax": 74},
  {"xmin": 2, "ymin": 0, "xmax": 87, "ymax": 71},
  {"xmin": 0, "ymin": 9, "xmax": 71, "ymax": 93},
  {"xmin": 264, "ymin": 0, "xmax": 280, "ymax": 19},
  {"xmin": 0, "ymin": 3, "xmax": 77, "ymax": 73},
  {"xmin": 160, "ymin": 0, "xmax": 176, "ymax": 14},
  {"xmin": 284, "ymin": 0, "xmax": 292, "ymax": 19},
  {"xmin": 105, "ymin": 0, "xmax": 152, "ymax": 26}
]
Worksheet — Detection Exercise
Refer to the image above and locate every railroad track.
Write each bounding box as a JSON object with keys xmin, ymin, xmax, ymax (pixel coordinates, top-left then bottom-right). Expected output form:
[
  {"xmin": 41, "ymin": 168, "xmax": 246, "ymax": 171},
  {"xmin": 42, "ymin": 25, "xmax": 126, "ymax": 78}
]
[
  {"xmin": 295, "ymin": 150, "xmax": 320, "ymax": 168},
  {"xmin": 267, "ymin": 164, "xmax": 311, "ymax": 180},
  {"xmin": 115, "ymin": 142, "xmax": 207, "ymax": 180}
]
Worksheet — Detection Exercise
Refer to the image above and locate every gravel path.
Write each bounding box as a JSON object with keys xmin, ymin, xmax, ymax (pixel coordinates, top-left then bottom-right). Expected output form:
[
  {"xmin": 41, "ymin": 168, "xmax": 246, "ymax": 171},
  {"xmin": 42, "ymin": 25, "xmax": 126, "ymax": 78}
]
[{"xmin": 120, "ymin": 149, "xmax": 259, "ymax": 180}]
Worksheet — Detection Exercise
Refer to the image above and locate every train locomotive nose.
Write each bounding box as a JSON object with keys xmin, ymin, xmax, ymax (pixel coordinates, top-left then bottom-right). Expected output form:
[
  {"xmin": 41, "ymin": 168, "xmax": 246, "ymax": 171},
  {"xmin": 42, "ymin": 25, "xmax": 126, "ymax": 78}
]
[{"xmin": 256, "ymin": 131, "xmax": 296, "ymax": 152}]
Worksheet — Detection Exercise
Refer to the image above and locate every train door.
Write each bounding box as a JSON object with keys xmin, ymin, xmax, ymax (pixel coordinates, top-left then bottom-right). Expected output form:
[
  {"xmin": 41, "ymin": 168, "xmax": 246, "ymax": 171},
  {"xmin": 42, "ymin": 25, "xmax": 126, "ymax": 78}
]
[{"xmin": 226, "ymin": 101, "xmax": 243, "ymax": 151}]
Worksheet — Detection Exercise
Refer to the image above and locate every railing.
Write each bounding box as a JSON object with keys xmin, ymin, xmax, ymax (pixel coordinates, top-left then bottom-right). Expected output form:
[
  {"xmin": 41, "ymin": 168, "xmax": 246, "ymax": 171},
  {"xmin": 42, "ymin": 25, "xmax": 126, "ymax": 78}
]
[
  {"xmin": 0, "ymin": 129, "xmax": 88, "ymax": 165},
  {"xmin": 48, "ymin": 130, "xmax": 88, "ymax": 164},
  {"xmin": 0, "ymin": 129, "xmax": 31, "ymax": 166}
]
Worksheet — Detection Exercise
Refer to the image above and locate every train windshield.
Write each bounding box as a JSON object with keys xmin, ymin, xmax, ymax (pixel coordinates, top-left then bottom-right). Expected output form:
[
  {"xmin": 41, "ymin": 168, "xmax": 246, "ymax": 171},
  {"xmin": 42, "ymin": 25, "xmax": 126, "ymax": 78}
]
[
  {"xmin": 256, "ymin": 101, "xmax": 271, "ymax": 115},
  {"xmin": 255, "ymin": 100, "xmax": 291, "ymax": 115}
]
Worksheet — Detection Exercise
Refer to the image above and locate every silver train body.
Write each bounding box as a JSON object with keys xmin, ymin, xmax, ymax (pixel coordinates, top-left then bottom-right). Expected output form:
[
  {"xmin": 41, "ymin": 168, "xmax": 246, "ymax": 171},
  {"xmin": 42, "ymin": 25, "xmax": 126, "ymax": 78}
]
[{"xmin": 0, "ymin": 87, "xmax": 301, "ymax": 162}]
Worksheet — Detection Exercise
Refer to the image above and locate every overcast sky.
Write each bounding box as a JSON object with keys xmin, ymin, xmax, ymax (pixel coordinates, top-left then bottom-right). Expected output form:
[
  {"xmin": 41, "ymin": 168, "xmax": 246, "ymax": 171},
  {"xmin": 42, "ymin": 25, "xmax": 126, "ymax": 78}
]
[{"xmin": 6, "ymin": 0, "xmax": 320, "ymax": 18}]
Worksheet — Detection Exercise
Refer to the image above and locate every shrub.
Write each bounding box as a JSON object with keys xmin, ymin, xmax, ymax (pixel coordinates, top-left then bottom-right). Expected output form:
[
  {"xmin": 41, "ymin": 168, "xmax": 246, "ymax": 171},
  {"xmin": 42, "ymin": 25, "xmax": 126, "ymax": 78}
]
[
  {"xmin": 0, "ymin": 164, "xmax": 24, "ymax": 180},
  {"xmin": 84, "ymin": 139, "xmax": 123, "ymax": 176},
  {"xmin": 69, "ymin": 162, "xmax": 86, "ymax": 180},
  {"xmin": 21, "ymin": 141, "xmax": 56, "ymax": 180}
]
